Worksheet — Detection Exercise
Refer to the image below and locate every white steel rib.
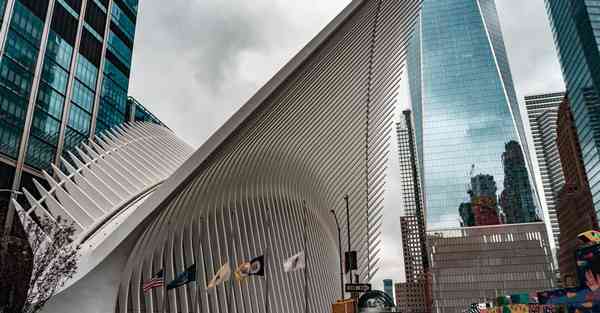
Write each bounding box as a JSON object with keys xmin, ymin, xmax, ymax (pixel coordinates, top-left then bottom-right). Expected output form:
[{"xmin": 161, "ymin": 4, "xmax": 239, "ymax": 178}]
[{"xmin": 15, "ymin": 1, "xmax": 422, "ymax": 313}]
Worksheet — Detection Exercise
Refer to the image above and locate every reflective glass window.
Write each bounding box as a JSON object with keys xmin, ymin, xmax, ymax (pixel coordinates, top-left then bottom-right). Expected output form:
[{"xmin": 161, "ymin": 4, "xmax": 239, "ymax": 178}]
[
  {"xmin": 30, "ymin": 110, "xmax": 60, "ymax": 145},
  {"xmin": 107, "ymin": 31, "xmax": 132, "ymax": 68},
  {"xmin": 104, "ymin": 59, "xmax": 129, "ymax": 90},
  {"xmin": 111, "ymin": 3, "xmax": 135, "ymax": 41},
  {"xmin": 40, "ymin": 59, "xmax": 69, "ymax": 93},
  {"xmin": 75, "ymin": 54, "xmax": 98, "ymax": 90},
  {"xmin": 36, "ymin": 83, "xmax": 64, "ymax": 119},
  {"xmin": 71, "ymin": 80, "xmax": 94, "ymax": 112},
  {"xmin": 25, "ymin": 136, "xmax": 56, "ymax": 169},
  {"xmin": 10, "ymin": 1, "xmax": 44, "ymax": 46},
  {"xmin": 45, "ymin": 30, "xmax": 74, "ymax": 70},
  {"xmin": 0, "ymin": 57, "xmax": 33, "ymax": 97},
  {"xmin": 67, "ymin": 103, "xmax": 91, "ymax": 135},
  {"xmin": 4, "ymin": 30, "xmax": 38, "ymax": 70}
]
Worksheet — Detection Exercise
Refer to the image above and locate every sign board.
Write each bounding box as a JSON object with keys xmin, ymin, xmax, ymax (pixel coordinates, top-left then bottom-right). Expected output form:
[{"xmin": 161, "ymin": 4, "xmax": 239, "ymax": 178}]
[
  {"xmin": 345, "ymin": 283, "xmax": 371, "ymax": 293},
  {"xmin": 344, "ymin": 251, "xmax": 357, "ymax": 273}
]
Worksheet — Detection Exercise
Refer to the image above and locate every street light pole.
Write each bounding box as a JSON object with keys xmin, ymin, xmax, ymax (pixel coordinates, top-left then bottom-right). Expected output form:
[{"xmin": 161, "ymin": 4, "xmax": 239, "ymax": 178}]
[
  {"xmin": 344, "ymin": 195, "xmax": 352, "ymax": 281},
  {"xmin": 330, "ymin": 210, "xmax": 344, "ymax": 299}
]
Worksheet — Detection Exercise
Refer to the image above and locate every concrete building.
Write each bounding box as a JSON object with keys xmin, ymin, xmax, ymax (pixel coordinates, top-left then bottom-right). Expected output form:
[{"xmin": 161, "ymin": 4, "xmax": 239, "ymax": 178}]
[
  {"xmin": 524, "ymin": 92, "xmax": 566, "ymax": 248},
  {"xmin": 428, "ymin": 223, "xmax": 555, "ymax": 313},
  {"xmin": 12, "ymin": 1, "xmax": 423, "ymax": 312},
  {"xmin": 409, "ymin": 0, "xmax": 541, "ymax": 230},
  {"xmin": 396, "ymin": 110, "xmax": 430, "ymax": 313},
  {"xmin": 556, "ymin": 97, "xmax": 599, "ymax": 286},
  {"xmin": 545, "ymin": 0, "xmax": 600, "ymax": 220}
]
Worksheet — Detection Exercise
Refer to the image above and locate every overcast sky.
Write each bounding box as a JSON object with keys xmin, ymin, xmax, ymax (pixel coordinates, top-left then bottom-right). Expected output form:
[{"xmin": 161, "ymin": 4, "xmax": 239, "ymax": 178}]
[{"xmin": 128, "ymin": 0, "xmax": 565, "ymax": 291}]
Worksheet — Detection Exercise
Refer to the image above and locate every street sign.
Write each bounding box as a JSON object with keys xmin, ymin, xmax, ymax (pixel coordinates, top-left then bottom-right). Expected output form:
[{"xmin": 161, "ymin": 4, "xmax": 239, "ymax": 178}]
[{"xmin": 345, "ymin": 283, "xmax": 371, "ymax": 293}]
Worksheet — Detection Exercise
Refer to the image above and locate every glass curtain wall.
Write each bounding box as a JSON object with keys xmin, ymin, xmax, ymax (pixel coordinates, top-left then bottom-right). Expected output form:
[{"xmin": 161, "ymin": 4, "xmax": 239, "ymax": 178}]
[{"xmin": 410, "ymin": 0, "xmax": 539, "ymax": 229}]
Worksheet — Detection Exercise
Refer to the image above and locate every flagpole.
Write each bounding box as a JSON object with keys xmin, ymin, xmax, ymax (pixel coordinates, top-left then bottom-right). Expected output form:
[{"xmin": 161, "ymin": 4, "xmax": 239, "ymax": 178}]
[{"xmin": 303, "ymin": 201, "xmax": 308, "ymax": 313}]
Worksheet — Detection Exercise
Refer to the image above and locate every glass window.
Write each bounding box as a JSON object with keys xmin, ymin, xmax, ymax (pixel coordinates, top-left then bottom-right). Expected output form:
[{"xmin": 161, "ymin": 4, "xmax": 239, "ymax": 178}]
[
  {"xmin": 10, "ymin": 1, "xmax": 44, "ymax": 46},
  {"xmin": 107, "ymin": 31, "xmax": 132, "ymax": 68},
  {"xmin": 30, "ymin": 110, "xmax": 61, "ymax": 145},
  {"xmin": 67, "ymin": 103, "xmax": 91, "ymax": 135},
  {"xmin": 45, "ymin": 30, "xmax": 74, "ymax": 70},
  {"xmin": 111, "ymin": 3, "xmax": 135, "ymax": 41},
  {"xmin": 103, "ymin": 59, "xmax": 129, "ymax": 90},
  {"xmin": 101, "ymin": 76, "xmax": 127, "ymax": 112},
  {"xmin": 36, "ymin": 82, "xmax": 64, "ymax": 119},
  {"xmin": 75, "ymin": 54, "xmax": 98, "ymax": 90},
  {"xmin": 71, "ymin": 80, "xmax": 94, "ymax": 112},
  {"xmin": 40, "ymin": 59, "xmax": 69, "ymax": 93},
  {"xmin": 4, "ymin": 30, "xmax": 38, "ymax": 70},
  {"xmin": 25, "ymin": 136, "xmax": 56, "ymax": 169},
  {"xmin": 0, "ymin": 57, "xmax": 33, "ymax": 97}
]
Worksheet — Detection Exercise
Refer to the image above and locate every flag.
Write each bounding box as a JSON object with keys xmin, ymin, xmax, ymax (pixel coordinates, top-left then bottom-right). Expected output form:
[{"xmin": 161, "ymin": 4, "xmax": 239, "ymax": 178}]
[
  {"xmin": 235, "ymin": 255, "xmax": 265, "ymax": 280},
  {"xmin": 208, "ymin": 262, "xmax": 231, "ymax": 288},
  {"xmin": 283, "ymin": 251, "xmax": 305, "ymax": 272},
  {"xmin": 143, "ymin": 269, "xmax": 164, "ymax": 293},
  {"xmin": 166, "ymin": 264, "xmax": 196, "ymax": 290}
]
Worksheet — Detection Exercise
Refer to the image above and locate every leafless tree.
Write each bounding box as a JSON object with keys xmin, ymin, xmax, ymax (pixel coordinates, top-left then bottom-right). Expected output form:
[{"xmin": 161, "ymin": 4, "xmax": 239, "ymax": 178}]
[{"xmin": 12, "ymin": 206, "xmax": 80, "ymax": 313}]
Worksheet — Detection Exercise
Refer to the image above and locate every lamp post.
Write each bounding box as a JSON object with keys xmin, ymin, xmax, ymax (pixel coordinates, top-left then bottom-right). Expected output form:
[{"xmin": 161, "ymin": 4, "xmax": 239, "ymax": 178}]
[{"xmin": 330, "ymin": 209, "xmax": 344, "ymax": 299}]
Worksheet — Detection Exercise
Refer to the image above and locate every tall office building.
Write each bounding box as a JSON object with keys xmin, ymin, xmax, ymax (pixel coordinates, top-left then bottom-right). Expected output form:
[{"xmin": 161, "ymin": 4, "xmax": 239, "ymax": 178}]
[
  {"xmin": 556, "ymin": 98, "xmax": 598, "ymax": 286},
  {"xmin": 383, "ymin": 279, "xmax": 394, "ymax": 303},
  {"xmin": 409, "ymin": 0, "xmax": 540, "ymax": 229},
  {"xmin": 524, "ymin": 92, "xmax": 566, "ymax": 247},
  {"xmin": 428, "ymin": 223, "xmax": 556, "ymax": 313},
  {"xmin": 396, "ymin": 110, "xmax": 430, "ymax": 313},
  {"xmin": 0, "ymin": 0, "xmax": 168, "ymax": 238},
  {"xmin": 545, "ymin": 1, "xmax": 600, "ymax": 219}
]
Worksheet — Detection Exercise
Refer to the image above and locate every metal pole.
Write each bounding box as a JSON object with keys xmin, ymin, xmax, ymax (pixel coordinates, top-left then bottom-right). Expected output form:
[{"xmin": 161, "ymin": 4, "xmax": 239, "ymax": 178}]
[
  {"xmin": 344, "ymin": 195, "xmax": 352, "ymax": 282},
  {"xmin": 345, "ymin": 195, "xmax": 350, "ymax": 252},
  {"xmin": 330, "ymin": 210, "xmax": 344, "ymax": 299}
]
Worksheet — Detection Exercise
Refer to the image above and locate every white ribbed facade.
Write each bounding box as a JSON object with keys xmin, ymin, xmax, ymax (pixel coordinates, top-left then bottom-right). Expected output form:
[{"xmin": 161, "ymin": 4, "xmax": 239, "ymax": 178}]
[
  {"xmin": 15, "ymin": 1, "xmax": 423, "ymax": 312},
  {"xmin": 524, "ymin": 92, "xmax": 565, "ymax": 247}
]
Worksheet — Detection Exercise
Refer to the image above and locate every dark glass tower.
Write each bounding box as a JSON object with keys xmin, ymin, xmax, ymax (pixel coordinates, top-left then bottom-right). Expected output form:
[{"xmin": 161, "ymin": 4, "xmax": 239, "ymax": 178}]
[
  {"xmin": 545, "ymin": 0, "xmax": 600, "ymax": 220},
  {"xmin": 409, "ymin": 0, "xmax": 540, "ymax": 229}
]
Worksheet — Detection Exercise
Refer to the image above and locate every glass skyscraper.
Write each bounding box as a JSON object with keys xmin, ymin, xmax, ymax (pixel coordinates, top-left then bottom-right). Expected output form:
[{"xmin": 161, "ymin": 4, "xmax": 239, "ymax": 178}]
[
  {"xmin": 0, "ymin": 0, "xmax": 165, "ymax": 237},
  {"xmin": 545, "ymin": 0, "xmax": 600, "ymax": 220},
  {"xmin": 409, "ymin": 0, "xmax": 540, "ymax": 229}
]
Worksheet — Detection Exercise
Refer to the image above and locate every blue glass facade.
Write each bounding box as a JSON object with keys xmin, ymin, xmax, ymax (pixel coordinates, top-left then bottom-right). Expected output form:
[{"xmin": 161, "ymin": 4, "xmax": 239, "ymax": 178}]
[
  {"xmin": 0, "ymin": 0, "xmax": 147, "ymax": 172},
  {"xmin": 546, "ymin": 0, "xmax": 600, "ymax": 220},
  {"xmin": 410, "ymin": 0, "xmax": 539, "ymax": 229}
]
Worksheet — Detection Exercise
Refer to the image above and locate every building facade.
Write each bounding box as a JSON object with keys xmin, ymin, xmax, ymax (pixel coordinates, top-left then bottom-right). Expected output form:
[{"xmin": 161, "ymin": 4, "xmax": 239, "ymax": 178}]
[
  {"xmin": 545, "ymin": 0, "xmax": 600, "ymax": 220},
  {"xmin": 428, "ymin": 223, "xmax": 555, "ymax": 313},
  {"xmin": 459, "ymin": 174, "xmax": 501, "ymax": 227},
  {"xmin": 12, "ymin": 1, "xmax": 424, "ymax": 313},
  {"xmin": 383, "ymin": 279, "xmax": 394, "ymax": 303},
  {"xmin": 0, "ymin": 0, "xmax": 168, "ymax": 242},
  {"xmin": 556, "ymin": 98, "xmax": 599, "ymax": 286},
  {"xmin": 524, "ymin": 92, "xmax": 566, "ymax": 247},
  {"xmin": 500, "ymin": 141, "xmax": 538, "ymax": 224},
  {"xmin": 396, "ymin": 110, "xmax": 430, "ymax": 313},
  {"xmin": 409, "ymin": 0, "xmax": 540, "ymax": 230}
]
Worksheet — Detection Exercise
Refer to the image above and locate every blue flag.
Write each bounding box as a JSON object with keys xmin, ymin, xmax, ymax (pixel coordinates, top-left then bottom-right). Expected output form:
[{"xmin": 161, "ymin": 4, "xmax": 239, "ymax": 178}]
[{"xmin": 167, "ymin": 264, "xmax": 196, "ymax": 290}]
